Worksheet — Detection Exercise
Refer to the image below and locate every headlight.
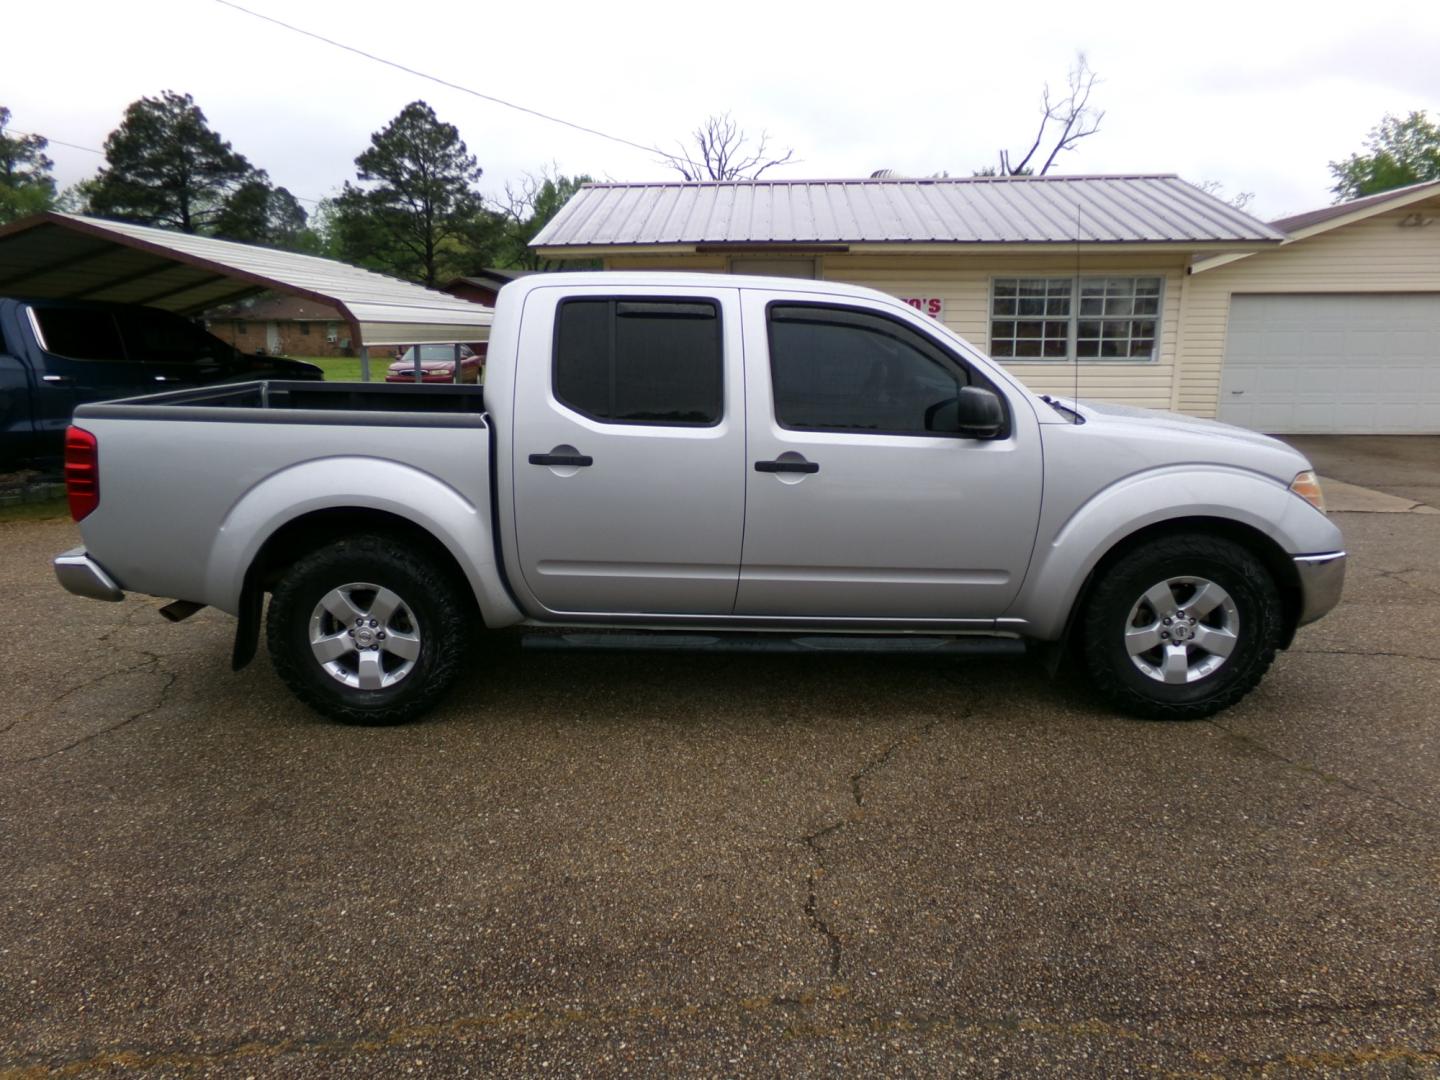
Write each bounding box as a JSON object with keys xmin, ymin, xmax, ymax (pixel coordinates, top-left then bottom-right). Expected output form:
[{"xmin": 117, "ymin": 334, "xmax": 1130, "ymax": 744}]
[
  {"xmin": 432, "ymin": 365, "xmax": 453, "ymax": 376},
  {"xmin": 1289, "ymin": 470, "xmax": 1326, "ymax": 514}
]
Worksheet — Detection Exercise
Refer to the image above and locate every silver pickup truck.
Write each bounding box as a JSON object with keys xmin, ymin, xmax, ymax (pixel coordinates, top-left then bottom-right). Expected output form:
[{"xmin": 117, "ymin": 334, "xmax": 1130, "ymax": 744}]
[{"xmin": 54, "ymin": 273, "xmax": 1345, "ymax": 724}]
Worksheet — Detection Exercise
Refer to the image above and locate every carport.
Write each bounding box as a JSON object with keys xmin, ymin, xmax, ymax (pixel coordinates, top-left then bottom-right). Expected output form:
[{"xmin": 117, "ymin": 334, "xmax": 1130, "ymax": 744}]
[{"xmin": 0, "ymin": 212, "xmax": 492, "ymax": 380}]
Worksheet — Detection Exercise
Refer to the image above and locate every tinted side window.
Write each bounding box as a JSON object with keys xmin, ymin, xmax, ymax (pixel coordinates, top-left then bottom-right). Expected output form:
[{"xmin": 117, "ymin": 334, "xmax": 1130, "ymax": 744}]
[
  {"xmin": 768, "ymin": 305, "xmax": 970, "ymax": 435},
  {"xmin": 116, "ymin": 308, "xmax": 230, "ymax": 365},
  {"xmin": 554, "ymin": 298, "xmax": 722, "ymax": 425},
  {"xmin": 31, "ymin": 308, "xmax": 127, "ymax": 362}
]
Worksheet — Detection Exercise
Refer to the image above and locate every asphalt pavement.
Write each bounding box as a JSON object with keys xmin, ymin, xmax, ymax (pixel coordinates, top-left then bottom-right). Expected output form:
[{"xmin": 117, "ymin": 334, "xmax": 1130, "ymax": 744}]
[{"xmin": 2, "ymin": 454, "xmax": 1438, "ymax": 1076}]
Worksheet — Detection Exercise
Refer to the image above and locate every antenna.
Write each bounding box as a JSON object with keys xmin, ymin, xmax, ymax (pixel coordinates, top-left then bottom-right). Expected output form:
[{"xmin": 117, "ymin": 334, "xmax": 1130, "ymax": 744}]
[{"xmin": 1074, "ymin": 198, "xmax": 1081, "ymax": 421}]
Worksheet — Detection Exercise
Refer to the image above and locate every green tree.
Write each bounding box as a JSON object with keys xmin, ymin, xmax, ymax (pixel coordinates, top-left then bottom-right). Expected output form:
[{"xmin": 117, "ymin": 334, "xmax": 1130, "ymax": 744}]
[
  {"xmin": 494, "ymin": 170, "xmax": 593, "ymax": 270},
  {"xmin": 85, "ymin": 91, "xmax": 259, "ymax": 233},
  {"xmin": 212, "ymin": 175, "xmax": 313, "ymax": 249},
  {"xmin": 332, "ymin": 101, "xmax": 486, "ymax": 286},
  {"xmin": 0, "ymin": 106, "xmax": 57, "ymax": 223},
  {"xmin": 1329, "ymin": 111, "xmax": 1440, "ymax": 201}
]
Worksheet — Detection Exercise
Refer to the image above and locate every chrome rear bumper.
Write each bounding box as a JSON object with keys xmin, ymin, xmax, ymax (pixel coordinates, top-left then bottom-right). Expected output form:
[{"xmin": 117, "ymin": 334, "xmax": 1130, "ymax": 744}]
[
  {"xmin": 1294, "ymin": 551, "xmax": 1346, "ymax": 626},
  {"xmin": 54, "ymin": 547, "xmax": 125, "ymax": 602}
]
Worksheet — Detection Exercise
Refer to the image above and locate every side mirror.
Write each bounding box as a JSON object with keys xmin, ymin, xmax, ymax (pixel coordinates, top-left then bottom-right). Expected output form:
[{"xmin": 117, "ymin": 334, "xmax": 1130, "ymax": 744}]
[{"xmin": 927, "ymin": 386, "xmax": 1005, "ymax": 439}]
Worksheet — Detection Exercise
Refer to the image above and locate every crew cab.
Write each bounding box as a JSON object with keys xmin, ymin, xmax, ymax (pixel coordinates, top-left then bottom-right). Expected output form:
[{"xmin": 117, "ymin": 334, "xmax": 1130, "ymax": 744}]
[
  {"xmin": 53, "ymin": 274, "xmax": 1345, "ymax": 724},
  {"xmin": 0, "ymin": 297, "xmax": 322, "ymax": 463}
]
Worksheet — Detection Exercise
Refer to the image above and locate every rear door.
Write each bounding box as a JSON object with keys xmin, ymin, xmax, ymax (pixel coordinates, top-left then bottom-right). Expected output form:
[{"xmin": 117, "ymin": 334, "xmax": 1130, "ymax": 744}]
[
  {"xmin": 735, "ymin": 292, "xmax": 1044, "ymax": 621},
  {"xmin": 113, "ymin": 306, "xmax": 234, "ymax": 390},
  {"xmin": 24, "ymin": 304, "xmax": 151, "ymax": 441},
  {"xmin": 510, "ymin": 285, "xmax": 746, "ymax": 615}
]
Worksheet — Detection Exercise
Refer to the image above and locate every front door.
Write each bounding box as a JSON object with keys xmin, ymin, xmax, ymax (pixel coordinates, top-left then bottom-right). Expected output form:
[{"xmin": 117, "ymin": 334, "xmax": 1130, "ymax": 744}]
[
  {"xmin": 736, "ymin": 294, "xmax": 1043, "ymax": 621},
  {"xmin": 510, "ymin": 286, "xmax": 746, "ymax": 616}
]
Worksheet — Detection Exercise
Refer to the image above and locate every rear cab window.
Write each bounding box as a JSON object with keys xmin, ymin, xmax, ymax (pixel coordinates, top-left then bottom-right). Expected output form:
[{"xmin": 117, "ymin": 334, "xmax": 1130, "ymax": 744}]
[{"xmin": 553, "ymin": 298, "xmax": 723, "ymax": 426}]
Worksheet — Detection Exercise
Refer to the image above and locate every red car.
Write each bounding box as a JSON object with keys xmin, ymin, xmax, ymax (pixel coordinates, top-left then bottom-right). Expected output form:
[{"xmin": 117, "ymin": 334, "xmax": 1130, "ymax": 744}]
[{"xmin": 384, "ymin": 344, "xmax": 483, "ymax": 383}]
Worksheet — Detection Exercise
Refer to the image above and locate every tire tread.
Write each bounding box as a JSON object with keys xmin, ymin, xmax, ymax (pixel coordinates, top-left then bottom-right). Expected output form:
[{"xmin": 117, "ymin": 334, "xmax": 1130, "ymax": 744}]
[
  {"xmin": 1082, "ymin": 535, "xmax": 1281, "ymax": 721},
  {"xmin": 265, "ymin": 534, "xmax": 471, "ymax": 725}
]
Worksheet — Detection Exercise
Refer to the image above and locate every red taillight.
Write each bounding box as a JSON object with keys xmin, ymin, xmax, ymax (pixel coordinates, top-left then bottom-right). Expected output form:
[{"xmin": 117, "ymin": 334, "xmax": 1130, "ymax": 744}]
[{"xmin": 64, "ymin": 426, "xmax": 99, "ymax": 521}]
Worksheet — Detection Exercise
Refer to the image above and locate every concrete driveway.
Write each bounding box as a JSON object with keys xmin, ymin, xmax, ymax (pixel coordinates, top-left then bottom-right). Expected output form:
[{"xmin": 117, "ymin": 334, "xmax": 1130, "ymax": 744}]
[{"xmin": 2, "ymin": 490, "xmax": 1438, "ymax": 1077}]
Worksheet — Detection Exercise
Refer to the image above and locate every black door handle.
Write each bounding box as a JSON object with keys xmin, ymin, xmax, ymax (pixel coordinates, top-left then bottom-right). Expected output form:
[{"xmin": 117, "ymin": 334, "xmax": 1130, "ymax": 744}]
[
  {"xmin": 529, "ymin": 452, "xmax": 594, "ymax": 467},
  {"xmin": 755, "ymin": 459, "xmax": 819, "ymax": 474}
]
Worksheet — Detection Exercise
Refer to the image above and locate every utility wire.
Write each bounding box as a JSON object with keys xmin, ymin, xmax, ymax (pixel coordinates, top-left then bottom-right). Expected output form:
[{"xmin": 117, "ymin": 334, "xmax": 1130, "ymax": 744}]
[
  {"xmin": 9, "ymin": 128, "xmax": 327, "ymax": 205},
  {"xmin": 10, "ymin": 130, "xmax": 102, "ymax": 155},
  {"xmin": 210, "ymin": 0, "xmax": 665, "ymax": 158}
]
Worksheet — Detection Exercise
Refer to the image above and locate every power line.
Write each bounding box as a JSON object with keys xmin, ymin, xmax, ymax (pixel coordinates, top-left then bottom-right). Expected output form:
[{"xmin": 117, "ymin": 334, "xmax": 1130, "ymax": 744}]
[
  {"xmin": 211, "ymin": 0, "xmax": 665, "ymax": 158},
  {"xmin": 10, "ymin": 130, "xmax": 103, "ymax": 155},
  {"xmin": 9, "ymin": 128, "xmax": 327, "ymax": 205}
]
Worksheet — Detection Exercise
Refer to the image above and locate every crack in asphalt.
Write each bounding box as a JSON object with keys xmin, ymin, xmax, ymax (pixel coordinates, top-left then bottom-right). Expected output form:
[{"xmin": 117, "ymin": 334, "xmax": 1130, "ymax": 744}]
[
  {"xmin": 797, "ymin": 710, "xmax": 967, "ymax": 981},
  {"xmin": 1205, "ymin": 718, "xmax": 1436, "ymax": 825},
  {"xmin": 849, "ymin": 715, "xmax": 945, "ymax": 808},
  {"xmin": 800, "ymin": 821, "xmax": 846, "ymax": 978},
  {"xmin": 1, "ymin": 653, "xmax": 177, "ymax": 770},
  {"xmin": 0, "ymin": 603, "xmax": 163, "ymax": 739},
  {"xmin": 1365, "ymin": 564, "xmax": 1440, "ymax": 602}
]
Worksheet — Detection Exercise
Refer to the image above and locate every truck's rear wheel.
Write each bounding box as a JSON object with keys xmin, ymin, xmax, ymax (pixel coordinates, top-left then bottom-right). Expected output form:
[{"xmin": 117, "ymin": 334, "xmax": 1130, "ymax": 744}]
[
  {"xmin": 266, "ymin": 534, "xmax": 470, "ymax": 725},
  {"xmin": 1081, "ymin": 535, "xmax": 1282, "ymax": 720}
]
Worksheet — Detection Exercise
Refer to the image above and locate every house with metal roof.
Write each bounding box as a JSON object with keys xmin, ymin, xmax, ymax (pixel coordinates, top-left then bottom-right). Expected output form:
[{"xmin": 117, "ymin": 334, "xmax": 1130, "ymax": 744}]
[{"xmin": 532, "ymin": 175, "xmax": 1440, "ymax": 433}]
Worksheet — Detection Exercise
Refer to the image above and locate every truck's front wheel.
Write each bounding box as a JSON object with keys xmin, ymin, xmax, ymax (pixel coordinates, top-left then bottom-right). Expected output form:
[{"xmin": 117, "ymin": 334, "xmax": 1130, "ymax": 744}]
[
  {"xmin": 1081, "ymin": 535, "xmax": 1283, "ymax": 720},
  {"xmin": 266, "ymin": 535, "xmax": 471, "ymax": 725}
]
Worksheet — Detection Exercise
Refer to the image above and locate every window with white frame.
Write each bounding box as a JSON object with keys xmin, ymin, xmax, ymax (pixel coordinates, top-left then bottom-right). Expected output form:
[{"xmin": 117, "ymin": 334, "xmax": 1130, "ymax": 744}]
[{"xmin": 990, "ymin": 276, "xmax": 1162, "ymax": 361}]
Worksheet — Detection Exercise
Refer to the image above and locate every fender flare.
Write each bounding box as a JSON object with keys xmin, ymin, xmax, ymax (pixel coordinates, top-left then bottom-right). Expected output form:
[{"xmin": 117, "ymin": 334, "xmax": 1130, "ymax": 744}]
[
  {"xmin": 1007, "ymin": 466, "xmax": 1335, "ymax": 640},
  {"xmin": 204, "ymin": 455, "xmax": 523, "ymax": 628}
]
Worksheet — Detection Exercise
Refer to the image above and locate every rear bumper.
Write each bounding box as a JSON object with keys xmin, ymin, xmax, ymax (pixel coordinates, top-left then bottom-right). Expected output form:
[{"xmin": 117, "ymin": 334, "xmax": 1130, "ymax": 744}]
[
  {"xmin": 54, "ymin": 547, "xmax": 125, "ymax": 602},
  {"xmin": 1294, "ymin": 551, "xmax": 1346, "ymax": 626}
]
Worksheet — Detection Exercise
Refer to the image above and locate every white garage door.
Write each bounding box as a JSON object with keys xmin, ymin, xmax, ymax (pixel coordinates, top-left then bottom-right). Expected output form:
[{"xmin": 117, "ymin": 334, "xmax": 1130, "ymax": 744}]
[{"xmin": 1219, "ymin": 294, "xmax": 1440, "ymax": 434}]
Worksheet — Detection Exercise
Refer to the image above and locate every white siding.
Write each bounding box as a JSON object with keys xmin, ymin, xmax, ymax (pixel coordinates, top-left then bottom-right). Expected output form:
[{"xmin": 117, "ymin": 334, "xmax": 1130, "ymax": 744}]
[
  {"xmin": 606, "ymin": 251, "xmax": 1191, "ymax": 410},
  {"xmin": 1179, "ymin": 198, "xmax": 1440, "ymax": 417}
]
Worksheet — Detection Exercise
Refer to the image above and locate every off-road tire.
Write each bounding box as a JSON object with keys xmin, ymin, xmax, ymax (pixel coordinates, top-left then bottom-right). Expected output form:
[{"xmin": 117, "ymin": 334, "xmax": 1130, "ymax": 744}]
[
  {"xmin": 1082, "ymin": 535, "xmax": 1282, "ymax": 720},
  {"xmin": 266, "ymin": 534, "xmax": 471, "ymax": 725}
]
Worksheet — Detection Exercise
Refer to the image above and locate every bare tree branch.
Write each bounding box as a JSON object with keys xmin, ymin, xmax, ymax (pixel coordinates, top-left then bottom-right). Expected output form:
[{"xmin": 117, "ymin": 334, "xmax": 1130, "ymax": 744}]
[
  {"xmin": 994, "ymin": 53, "xmax": 1105, "ymax": 176},
  {"xmin": 661, "ymin": 112, "xmax": 796, "ymax": 181},
  {"xmin": 1195, "ymin": 179, "xmax": 1256, "ymax": 212}
]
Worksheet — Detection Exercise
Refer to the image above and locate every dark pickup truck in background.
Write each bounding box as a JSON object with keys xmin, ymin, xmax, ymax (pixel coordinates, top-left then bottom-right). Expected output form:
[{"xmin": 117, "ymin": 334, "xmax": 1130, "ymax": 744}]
[{"xmin": 0, "ymin": 297, "xmax": 322, "ymax": 464}]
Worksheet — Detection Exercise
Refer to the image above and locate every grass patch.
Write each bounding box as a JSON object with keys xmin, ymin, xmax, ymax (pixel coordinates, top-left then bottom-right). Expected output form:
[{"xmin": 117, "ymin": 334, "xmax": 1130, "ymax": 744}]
[
  {"xmin": 295, "ymin": 356, "xmax": 373, "ymax": 382},
  {"xmin": 0, "ymin": 496, "xmax": 70, "ymax": 524}
]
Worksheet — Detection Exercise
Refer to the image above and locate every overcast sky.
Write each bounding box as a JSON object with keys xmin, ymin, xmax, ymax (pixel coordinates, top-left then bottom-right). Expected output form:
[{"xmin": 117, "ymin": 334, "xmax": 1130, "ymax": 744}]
[{"xmin": 8, "ymin": 0, "xmax": 1439, "ymax": 222}]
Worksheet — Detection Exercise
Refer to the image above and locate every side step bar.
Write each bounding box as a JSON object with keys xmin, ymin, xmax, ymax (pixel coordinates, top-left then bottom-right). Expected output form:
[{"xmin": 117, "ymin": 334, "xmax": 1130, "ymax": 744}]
[{"xmin": 521, "ymin": 632, "xmax": 1026, "ymax": 657}]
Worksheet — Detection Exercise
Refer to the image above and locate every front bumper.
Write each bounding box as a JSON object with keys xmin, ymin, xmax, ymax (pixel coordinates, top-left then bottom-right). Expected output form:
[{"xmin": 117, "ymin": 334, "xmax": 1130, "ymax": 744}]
[
  {"xmin": 54, "ymin": 547, "xmax": 125, "ymax": 602},
  {"xmin": 1294, "ymin": 551, "xmax": 1346, "ymax": 626}
]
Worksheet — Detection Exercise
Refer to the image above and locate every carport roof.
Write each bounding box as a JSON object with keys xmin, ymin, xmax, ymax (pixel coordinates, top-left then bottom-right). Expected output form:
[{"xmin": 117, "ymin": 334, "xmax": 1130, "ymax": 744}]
[{"xmin": 0, "ymin": 213, "xmax": 492, "ymax": 347}]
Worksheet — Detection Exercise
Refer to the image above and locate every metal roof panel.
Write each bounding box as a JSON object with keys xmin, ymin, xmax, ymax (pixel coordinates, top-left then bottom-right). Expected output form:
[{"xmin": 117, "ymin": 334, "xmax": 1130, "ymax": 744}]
[{"xmin": 531, "ymin": 175, "xmax": 1285, "ymax": 249}]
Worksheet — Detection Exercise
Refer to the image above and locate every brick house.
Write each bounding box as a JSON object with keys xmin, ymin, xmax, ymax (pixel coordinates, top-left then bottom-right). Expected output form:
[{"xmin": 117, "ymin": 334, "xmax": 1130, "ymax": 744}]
[
  {"xmin": 205, "ymin": 295, "xmax": 351, "ymax": 357},
  {"xmin": 439, "ymin": 268, "xmax": 531, "ymax": 307}
]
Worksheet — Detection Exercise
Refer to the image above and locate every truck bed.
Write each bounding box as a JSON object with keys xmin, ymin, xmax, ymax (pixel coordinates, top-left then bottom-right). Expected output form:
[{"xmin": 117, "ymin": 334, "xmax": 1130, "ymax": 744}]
[
  {"xmin": 67, "ymin": 380, "xmax": 495, "ymax": 616},
  {"xmin": 74, "ymin": 380, "xmax": 487, "ymax": 427}
]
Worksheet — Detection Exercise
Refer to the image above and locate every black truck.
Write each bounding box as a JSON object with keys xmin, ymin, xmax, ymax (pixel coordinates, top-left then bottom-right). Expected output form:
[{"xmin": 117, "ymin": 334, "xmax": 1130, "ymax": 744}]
[{"xmin": 0, "ymin": 298, "xmax": 322, "ymax": 463}]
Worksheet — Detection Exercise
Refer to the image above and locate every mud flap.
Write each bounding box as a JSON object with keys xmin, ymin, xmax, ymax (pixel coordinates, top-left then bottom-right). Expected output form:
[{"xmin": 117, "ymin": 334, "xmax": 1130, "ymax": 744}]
[{"xmin": 231, "ymin": 570, "xmax": 262, "ymax": 671}]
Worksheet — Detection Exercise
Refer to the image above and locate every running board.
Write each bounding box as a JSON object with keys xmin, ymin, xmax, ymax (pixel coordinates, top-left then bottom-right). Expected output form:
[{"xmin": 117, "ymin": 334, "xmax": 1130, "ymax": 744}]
[{"xmin": 521, "ymin": 631, "xmax": 1027, "ymax": 657}]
